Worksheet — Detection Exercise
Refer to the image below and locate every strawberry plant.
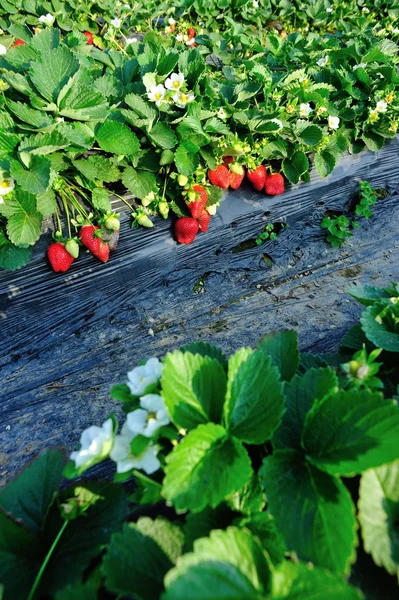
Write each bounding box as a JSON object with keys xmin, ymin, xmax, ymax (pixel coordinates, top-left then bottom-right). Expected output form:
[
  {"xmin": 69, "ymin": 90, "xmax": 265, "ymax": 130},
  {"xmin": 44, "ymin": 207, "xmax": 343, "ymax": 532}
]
[{"xmin": 0, "ymin": 283, "xmax": 398, "ymax": 598}]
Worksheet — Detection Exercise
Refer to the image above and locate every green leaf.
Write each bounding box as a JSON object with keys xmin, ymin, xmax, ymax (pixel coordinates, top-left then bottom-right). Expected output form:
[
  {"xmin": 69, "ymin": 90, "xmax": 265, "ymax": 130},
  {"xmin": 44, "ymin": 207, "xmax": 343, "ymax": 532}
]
[
  {"xmin": 165, "ymin": 527, "xmax": 271, "ymax": 599},
  {"xmin": 19, "ymin": 131, "xmax": 70, "ymax": 155},
  {"xmin": 302, "ymin": 389, "xmax": 399, "ymax": 476},
  {"xmin": 180, "ymin": 342, "xmax": 227, "ymax": 368},
  {"xmin": 59, "ymin": 86, "xmax": 109, "ymax": 121},
  {"xmin": 358, "ymin": 460, "xmax": 399, "ymax": 578},
  {"xmin": 0, "ymin": 449, "xmax": 65, "ymax": 532},
  {"xmin": 29, "ymin": 47, "xmax": 79, "ymax": 102},
  {"xmin": 148, "ymin": 122, "xmax": 177, "ymax": 149},
  {"xmin": 361, "ymin": 133, "xmax": 384, "ymax": 152},
  {"xmin": 174, "ymin": 144, "xmax": 199, "ymax": 176},
  {"xmin": 131, "ymin": 434, "xmax": 151, "ymax": 456},
  {"xmin": 296, "ymin": 124, "xmax": 323, "ymax": 146},
  {"xmin": 161, "ymin": 350, "xmax": 227, "ymax": 430},
  {"xmin": 223, "ymin": 348, "xmax": 285, "ymax": 445},
  {"xmin": 96, "ymin": 120, "xmax": 140, "ymax": 156},
  {"xmin": 55, "ymin": 581, "xmax": 98, "ymax": 600},
  {"xmin": 157, "ymin": 52, "xmax": 180, "ymax": 76},
  {"xmin": 162, "ymin": 423, "xmax": 252, "ymax": 512},
  {"xmin": 0, "ymin": 512, "xmax": 39, "ymax": 600},
  {"xmin": 3, "ymin": 189, "xmax": 42, "ymax": 246},
  {"xmin": 6, "ymin": 100, "xmax": 52, "ymax": 128},
  {"xmin": 260, "ymin": 449, "xmax": 357, "ymax": 574},
  {"xmin": 0, "ymin": 231, "xmax": 32, "ymax": 271},
  {"xmin": 73, "ymin": 156, "xmax": 120, "ymax": 183},
  {"xmin": 124, "ymin": 93, "xmax": 157, "ymax": 119},
  {"xmin": 314, "ymin": 151, "xmax": 336, "ymax": 178},
  {"xmin": 347, "ymin": 285, "xmax": 392, "ymax": 307},
  {"xmin": 0, "ymin": 131, "xmax": 20, "ymax": 154},
  {"xmin": 273, "ymin": 562, "xmax": 363, "ymax": 599},
  {"xmin": 273, "ymin": 368, "xmax": 338, "ymax": 450},
  {"xmin": 237, "ymin": 513, "xmax": 286, "ymax": 566},
  {"xmin": 226, "ymin": 474, "xmax": 266, "ymax": 515},
  {"xmin": 103, "ymin": 519, "xmax": 183, "ymax": 599},
  {"xmin": 39, "ymin": 482, "xmax": 128, "ymax": 594},
  {"xmin": 11, "ymin": 156, "xmax": 51, "ymax": 194},
  {"xmin": 360, "ymin": 301, "xmax": 399, "ymax": 352},
  {"xmin": 282, "ymin": 151, "xmax": 308, "ymax": 184},
  {"xmin": 36, "ymin": 189, "xmax": 57, "ymax": 217},
  {"xmin": 257, "ymin": 330, "xmax": 299, "ymax": 381},
  {"xmin": 184, "ymin": 505, "xmax": 235, "ymax": 552},
  {"xmin": 91, "ymin": 188, "xmax": 112, "ymax": 212},
  {"xmin": 160, "ymin": 150, "xmax": 174, "ymax": 165},
  {"xmin": 122, "ymin": 166, "xmax": 156, "ymax": 200}
]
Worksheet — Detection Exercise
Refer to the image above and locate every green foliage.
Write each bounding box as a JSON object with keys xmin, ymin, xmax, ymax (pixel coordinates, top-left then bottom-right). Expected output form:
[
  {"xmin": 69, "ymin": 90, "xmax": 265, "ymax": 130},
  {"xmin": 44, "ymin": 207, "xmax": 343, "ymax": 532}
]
[{"xmin": 321, "ymin": 214, "xmax": 352, "ymax": 247}]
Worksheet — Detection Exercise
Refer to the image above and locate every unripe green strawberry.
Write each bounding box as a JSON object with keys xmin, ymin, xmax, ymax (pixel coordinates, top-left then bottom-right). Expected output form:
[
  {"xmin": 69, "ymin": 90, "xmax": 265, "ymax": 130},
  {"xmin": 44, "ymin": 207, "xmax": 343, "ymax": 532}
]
[
  {"xmin": 137, "ymin": 214, "xmax": 154, "ymax": 228},
  {"xmin": 142, "ymin": 192, "xmax": 155, "ymax": 207},
  {"xmin": 105, "ymin": 216, "xmax": 120, "ymax": 231},
  {"xmin": 65, "ymin": 238, "xmax": 80, "ymax": 259},
  {"xmin": 178, "ymin": 174, "xmax": 189, "ymax": 186},
  {"xmin": 349, "ymin": 360, "xmax": 360, "ymax": 376},
  {"xmin": 158, "ymin": 201, "xmax": 169, "ymax": 219}
]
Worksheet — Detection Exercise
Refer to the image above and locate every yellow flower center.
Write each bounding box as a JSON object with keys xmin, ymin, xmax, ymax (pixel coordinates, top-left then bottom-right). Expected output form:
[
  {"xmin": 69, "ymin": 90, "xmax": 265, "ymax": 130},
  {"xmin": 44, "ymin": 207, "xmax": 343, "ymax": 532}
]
[
  {"xmin": 147, "ymin": 411, "xmax": 157, "ymax": 421},
  {"xmin": 155, "ymin": 93, "xmax": 162, "ymax": 100},
  {"xmin": 173, "ymin": 81, "xmax": 180, "ymax": 88},
  {"xmin": 180, "ymin": 94, "xmax": 188, "ymax": 102},
  {"xmin": 0, "ymin": 180, "xmax": 9, "ymax": 188}
]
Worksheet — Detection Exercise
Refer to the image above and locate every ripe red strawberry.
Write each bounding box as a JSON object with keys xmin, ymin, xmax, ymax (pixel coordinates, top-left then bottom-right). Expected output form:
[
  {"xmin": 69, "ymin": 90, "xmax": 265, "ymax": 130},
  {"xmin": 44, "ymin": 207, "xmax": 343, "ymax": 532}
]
[
  {"xmin": 208, "ymin": 165, "xmax": 230, "ymax": 189},
  {"xmin": 223, "ymin": 156, "xmax": 234, "ymax": 166},
  {"xmin": 83, "ymin": 31, "xmax": 94, "ymax": 44},
  {"xmin": 13, "ymin": 39, "xmax": 26, "ymax": 47},
  {"xmin": 187, "ymin": 185, "xmax": 208, "ymax": 219},
  {"xmin": 229, "ymin": 164, "xmax": 245, "ymax": 190},
  {"xmin": 175, "ymin": 217, "xmax": 199, "ymax": 244},
  {"xmin": 188, "ymin": 28, "xmax": 195, "ymax": 39},
  {"xmin": 198, "ymin": 211, "xmax": 211, "ymax": 232},
  {"xmin": 79, "ymin": 225, "xmax": 110, "ymax": 262},
  {"xmin": 47, "ymin": 242, "xmax": 74, "ymax": 273},
  {"xmin": 247, "ymin": 165, "xmax": 267, "ymax": 191},
  {"xmin": 264, "ymin": 173, "xmax": 285, "ymax": 196}
]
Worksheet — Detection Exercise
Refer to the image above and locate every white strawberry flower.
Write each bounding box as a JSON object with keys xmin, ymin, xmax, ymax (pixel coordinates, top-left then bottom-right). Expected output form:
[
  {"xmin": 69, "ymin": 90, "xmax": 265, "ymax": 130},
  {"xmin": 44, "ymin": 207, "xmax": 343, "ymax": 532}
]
[
  {"xmin": 127, "ymin": 357, "xmax": 163, "ymax": 396},
  {"xmin": 218, "ymin": 107, "xmax": 227, "ymax": 119},
  {"xmin": 0, "ymin": 177, "xmax": 15, "ymax": 197},
  {"xmin": 111, "ymin": 17, "xmax": 121, "ymax": 28},
  {"xmin": 317, "ymin": 56, "xmax": 329, "ymax": 67},
  {"xmin": 176, "ymin": 34, "xmax": 184, "ymax": 42},
  {"xmin": 168, "ymin": 17, "xmax": 176, "ymax": 25},
  {"xmin": 376, "ymin": 100, "xmax": 388, "ymax": 113},
  {"xmin": 0, "ymin": 44, "xmax": 7, "ymax": 56},
  {"xmin": 326, "ymin": 7, "xmax": 333, "ymax": 12},
  {"xmin": 328, "ymin": 116, "xmax": 340, "ymax": 130},
  {"xmin": 110, "ymin": 423, "xmax": 160, "ymax": 474},
  {"xmin": 165, "ymin": 72, "xmax": 185, "ymax": 91},
  {"xmin": 299, "ymin": 103, "xmax": 312, "ymax": 117},
  {"xmin": 38, "ymin": 13, "xmax": 55, "ymax": 26},
  {"xmin": 70, "ymin": 418, "xmax": 114, "ymax": 469},
  {"xmin": 317, "ymin": 106, "xmax": 327, "ymax": 115},
  {"xmin": 186, "ymin": 38, "xmax": 196, "ymax": 46},
  {"xmin": 126, "ymin": 394, "xmax": 170, "ymax": 438},
  {"xmin": 125, "ymin": 37, "xmax": 138, "ymax": 45},
  {"xmin": 253, "ymin": 0, "xmax": 259, "ymax": 7},
  {"xmin": 147, "ymin": 84, "xmax": 167, "ymax": 106},
  {"xmin": 173, "ymin": 91, "xmax": 195, "ymax": 107}
]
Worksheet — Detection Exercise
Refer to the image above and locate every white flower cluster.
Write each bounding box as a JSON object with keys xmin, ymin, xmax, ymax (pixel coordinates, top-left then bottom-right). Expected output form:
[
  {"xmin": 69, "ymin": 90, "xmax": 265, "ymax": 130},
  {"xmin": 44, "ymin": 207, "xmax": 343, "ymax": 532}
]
[
  {"xmin": 147, "ymin": 73, "xmax": 194, "ymax": 108},
  {"xmin": 70, "ymin": 358, "xmax": 169, "ymax": 475},
  {"xmin": 299, "ymin": 103, "xmax": 340, "ymax": 130}
]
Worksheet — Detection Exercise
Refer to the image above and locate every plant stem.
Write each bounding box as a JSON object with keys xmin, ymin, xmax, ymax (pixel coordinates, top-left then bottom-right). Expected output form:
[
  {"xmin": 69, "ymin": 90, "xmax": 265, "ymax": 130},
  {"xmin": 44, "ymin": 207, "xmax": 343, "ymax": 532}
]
[
  {"xmin": 112, "ymin": 191, "xmax": 137, "ymax": 211},
  {"xmin": 27, "ymin": 520, "xmax": 68, "ymax": 600},
  {"xmin": 61, "ymin": 192, "xmax": 71, "ymax": 238},
  {"xmin": 55, "ymin": 206, "xmax": 62, "ymax": 234}
]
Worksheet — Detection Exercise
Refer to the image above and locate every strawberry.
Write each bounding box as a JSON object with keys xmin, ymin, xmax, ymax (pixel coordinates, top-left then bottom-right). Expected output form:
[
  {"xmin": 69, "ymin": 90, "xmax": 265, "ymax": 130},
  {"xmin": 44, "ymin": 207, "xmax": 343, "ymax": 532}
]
[
  {"xmin": 264, "ymin": 173, "xmax": 285, "ymax": 196},
  {"xmin": 198, "ymin": 211, "xmax": 211, "ymax": 232},
  {"xmin": 223, "ymin": 156, "xmax": 234, "ymax": 166},
  {"xmin": 247, "ymin": 165, "xmax": 267, "ymax": 191},
  {"xmin": 188, "ymin": 27, "xmax": 195, "ymax": 38},
  {"xmin": 47, "ymin": 242, "xmax": 74, "ymax": 272},
  {"xmin": 187, "ymin": 185, "xmax": 208, "ymax": 219},
  {"xmin": 175, "ymin": 217, "xmax": 199, "ymax": 244},
  {"xmin": 13, "ymin": 39, "xmax": 26, "ymax": 47},
  {"xmin": 208, "ymin": 165, "xmax": 230, "ymax": 189},
  {"xmin": 79, "ymin": 225, "xmax": 110, "ymax": 262},
  {"xmin": 229, "ymin": 164, "xmax": 245, "ymax": 190},
  {"xmin": 83, "ymin": 31, "xmax": 94, "ymax": 44}
]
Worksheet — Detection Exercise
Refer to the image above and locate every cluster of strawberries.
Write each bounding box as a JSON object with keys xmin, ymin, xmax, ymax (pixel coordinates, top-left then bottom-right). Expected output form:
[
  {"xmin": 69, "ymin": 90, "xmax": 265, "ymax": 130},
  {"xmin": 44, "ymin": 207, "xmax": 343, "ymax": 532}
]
[
  {"xmin": 174, "ymin": 157, "xmax": 285, "ymax": 245},
  {"xmin": 208, "ymin": 157, "xmax": 285, "ymax": 196},
  {"xmin": 47, "ymin": 224, "xmax": 118, "ymax": 273}
]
